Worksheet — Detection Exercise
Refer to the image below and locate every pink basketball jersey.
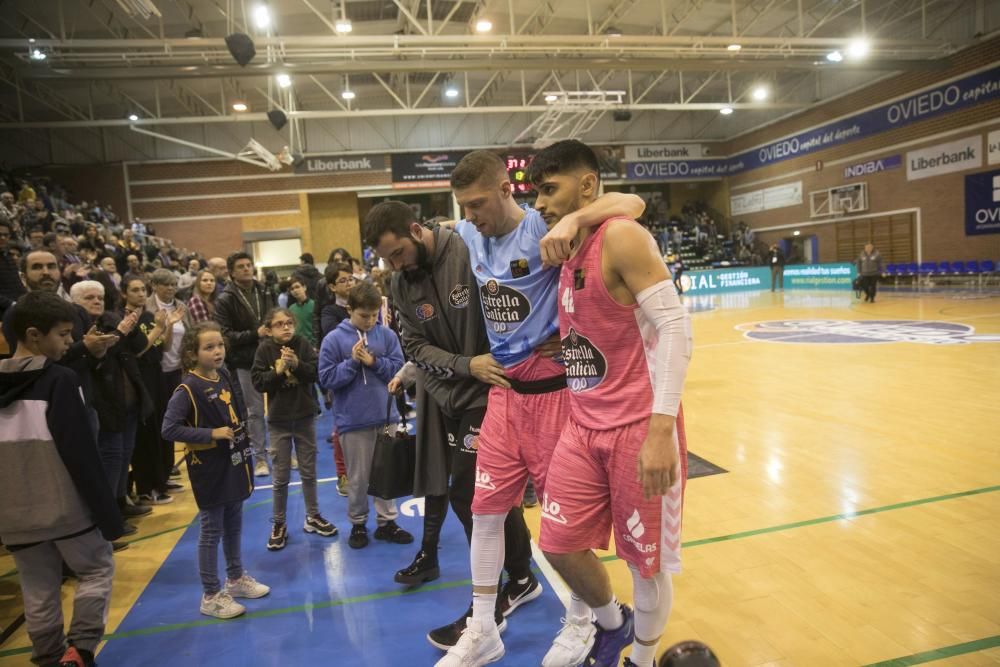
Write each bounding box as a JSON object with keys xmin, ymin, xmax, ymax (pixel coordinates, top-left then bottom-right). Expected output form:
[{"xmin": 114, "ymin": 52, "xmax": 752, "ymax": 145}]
[{"xmin": 558, "ymin": 218, "xmax": 657, "ymax": 430}]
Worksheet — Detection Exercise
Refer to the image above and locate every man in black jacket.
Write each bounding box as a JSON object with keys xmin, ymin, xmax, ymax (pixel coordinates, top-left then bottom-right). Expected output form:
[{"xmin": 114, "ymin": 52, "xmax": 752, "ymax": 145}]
[
  {"xmin": 766, "ymin": 243, "xmax": 785, "ymax": 292},
  {"xmin": 0, "ymin": 219, "xmax": 25, "ymax": 316},
  {"xmin": 214, "ymin": 252, "xmax": 274, "ymax": 476}
]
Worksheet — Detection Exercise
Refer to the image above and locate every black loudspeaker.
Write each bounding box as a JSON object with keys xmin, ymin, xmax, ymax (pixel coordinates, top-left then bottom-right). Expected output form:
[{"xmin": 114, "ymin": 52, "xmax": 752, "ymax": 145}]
[
  {"xmin": 613, "ymin": 109, "xmax": 633, "ymax": 121},
  {"xmin": 267, "ymin": 110, "xmax": 288, "ymax": 131},
  {"xmin": 225, "ymin": 33, "xmax": 256, "ymax": 67}
]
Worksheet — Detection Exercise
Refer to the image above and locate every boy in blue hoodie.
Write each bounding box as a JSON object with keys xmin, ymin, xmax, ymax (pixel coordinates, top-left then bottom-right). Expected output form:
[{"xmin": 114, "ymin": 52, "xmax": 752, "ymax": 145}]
[{"xmin": 319, "ymin": 282, "xmax": 413, "ymax": 549}]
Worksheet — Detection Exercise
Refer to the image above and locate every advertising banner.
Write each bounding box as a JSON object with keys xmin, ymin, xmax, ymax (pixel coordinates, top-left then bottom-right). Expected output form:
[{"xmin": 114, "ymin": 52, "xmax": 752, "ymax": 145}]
[
  {"xmin": 964, "ymin": 169, "xmax": 1000, "ymax": 235},
  {"xmin": 391, "ymin": 151, "xmax": 469, "ymax": 187},
  {"xmin": 725, "ymin": 65, "xmax": 999, "ymax": 174},
  {"xmin": 906, "ymin": 135, "xmax": 982, "ymax": 181},
  {"xmin": 294, "ymin": 154, "xmax": 384, "ymax": 174}
]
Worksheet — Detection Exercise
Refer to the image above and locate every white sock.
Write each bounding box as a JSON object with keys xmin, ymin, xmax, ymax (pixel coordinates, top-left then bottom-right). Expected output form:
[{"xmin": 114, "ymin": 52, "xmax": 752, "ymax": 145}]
[
  {"xmin": 630, "ymin": 568, "xmax": 673, "ymax": 666},
  {"xmin": 593, "ymin": 597, "xmax": 623, "ymax": 630},
  {"xmin": 470, "ymin": 513, "xmax": 507, "ymax": 627},
  {"xmin": 568, "ymin": 594, "xmax": 592, "ymax": 622}
]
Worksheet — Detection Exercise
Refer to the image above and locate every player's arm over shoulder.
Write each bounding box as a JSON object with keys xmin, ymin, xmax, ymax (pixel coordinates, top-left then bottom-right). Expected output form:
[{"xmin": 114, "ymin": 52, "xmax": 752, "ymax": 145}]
[{"xmin": 604, "ymin": 219, "xmax": 670, "ymax": 296}]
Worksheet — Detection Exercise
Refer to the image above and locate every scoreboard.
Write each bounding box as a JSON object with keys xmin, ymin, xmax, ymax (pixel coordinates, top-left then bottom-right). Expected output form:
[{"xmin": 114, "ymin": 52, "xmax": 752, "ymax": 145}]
[{"xmin": 505, "ymin": 152, "xmax": 534, "ymax": 193}]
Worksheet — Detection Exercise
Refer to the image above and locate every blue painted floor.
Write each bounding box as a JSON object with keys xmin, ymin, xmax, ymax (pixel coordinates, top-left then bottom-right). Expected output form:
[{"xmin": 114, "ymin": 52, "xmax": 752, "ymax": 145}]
[{"xmin": 98, "ymin": 411, "xmax": 566, "ymax": 666}]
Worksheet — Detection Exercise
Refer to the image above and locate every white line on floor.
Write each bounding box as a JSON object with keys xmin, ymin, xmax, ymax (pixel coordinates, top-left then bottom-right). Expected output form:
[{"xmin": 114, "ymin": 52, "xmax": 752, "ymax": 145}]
[{"xmin": 254, "ymin": 475, "xmax": 338, "ymax": 491}]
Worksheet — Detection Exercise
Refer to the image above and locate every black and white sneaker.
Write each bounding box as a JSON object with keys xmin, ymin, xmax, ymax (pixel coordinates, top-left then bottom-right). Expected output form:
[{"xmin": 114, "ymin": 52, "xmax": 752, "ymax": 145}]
[
  {"xmin": 373, "ymin": 520, "xmax": 413, "ymax": 544},
  {"xmin": 267, "ymin": 522, "xmax": 287, "ymax": 551},
  {"xmin": 426, "ymin": 606, "xmax": 507, "ymax": 651},
  {"xmin": 304, "ymin": 514, "xmax": 338, "ymax": 537},
  {"xmin": 499, "ymin": 574, "xmax": 543, "ymax": 617},
  {"xmin": 137, "ymin": 492, "xmax": 173, "ymax": 505}
]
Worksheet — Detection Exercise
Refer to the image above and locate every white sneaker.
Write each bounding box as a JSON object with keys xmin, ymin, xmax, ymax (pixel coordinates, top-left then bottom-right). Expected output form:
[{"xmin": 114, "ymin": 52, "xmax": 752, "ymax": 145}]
[
  {"xmin": 200, "ymin": 591, "xmax": 246, "ymax": 619},
  {"xmin": 254, "ymin": 459, "xmax": 269, "ymax": 477},
  {"xmin": 290, "ymin": 453, "xmax": 298, "ymax": 470},
  {"xmin": 225, "ymin": 573, "xmax": 270, "ymax": 599},
  {"xmin": 541, "ymin": 615, "xmax": 596, "ymax": 667},
  {"xmin": 434, "ymin": 617, "xmax": 505, "ymax": 667}
]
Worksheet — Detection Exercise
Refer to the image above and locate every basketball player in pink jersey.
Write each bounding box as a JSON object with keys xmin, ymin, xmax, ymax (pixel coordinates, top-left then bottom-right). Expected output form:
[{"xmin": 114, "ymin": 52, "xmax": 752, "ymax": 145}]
[{"xmin": 530, "ymin": 140, "xmax": 692, "ymax": 667}]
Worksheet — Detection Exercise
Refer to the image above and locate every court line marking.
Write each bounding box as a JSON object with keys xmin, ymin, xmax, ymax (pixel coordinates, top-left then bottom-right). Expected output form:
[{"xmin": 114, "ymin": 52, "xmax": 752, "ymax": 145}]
[
  {"xmin": 598, "ymin": 484, "xmax": 1000, "ymax": 562},
  {"xmin": 862, "ymin": 634, "xmax": 1000, "ymax": 667},
  {"xmin": 1, "ymin": 484, "xmax": 996, "ymax": 657}
]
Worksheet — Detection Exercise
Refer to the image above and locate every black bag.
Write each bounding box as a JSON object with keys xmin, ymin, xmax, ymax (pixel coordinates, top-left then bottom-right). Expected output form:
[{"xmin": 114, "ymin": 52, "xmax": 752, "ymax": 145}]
[{"xmin": 367, "ymin": 397, "xmax": 416, "ymax": 500}]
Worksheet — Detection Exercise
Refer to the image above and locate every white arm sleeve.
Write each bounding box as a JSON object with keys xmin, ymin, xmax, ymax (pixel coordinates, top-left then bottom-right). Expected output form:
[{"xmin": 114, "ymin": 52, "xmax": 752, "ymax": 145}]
[
  {"xmin": 636, "ymin": 280, "xmax": 692, "ymax": 417},
  {"xmin": 393, "ymin": 360, "xmax": 417, "ymax": 388}
]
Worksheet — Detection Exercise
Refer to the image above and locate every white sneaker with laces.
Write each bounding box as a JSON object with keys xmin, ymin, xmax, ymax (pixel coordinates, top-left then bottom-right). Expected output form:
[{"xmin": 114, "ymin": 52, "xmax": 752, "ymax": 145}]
[
  {"xmin": 254, "ymin": 459, "xmax": 269, "ymax": 477},
  {"xmin": 541, "ymin": 615, "xmax": 596, "ymax": 667},
  {"xmin": 200, "ymin": 591, "xmax": 246, "ymax": 619},
  {"xmin": 434, "ymin": 617, "xmax": 504, "ymax": 667},
  {"xmin": 225, "ymin": 573, "xmax": 270, "ymax": 599}
]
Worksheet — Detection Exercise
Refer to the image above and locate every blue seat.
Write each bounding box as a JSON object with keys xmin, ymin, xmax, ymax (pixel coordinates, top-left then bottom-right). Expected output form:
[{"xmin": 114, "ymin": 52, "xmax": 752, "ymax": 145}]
[
  {"xmin": 982, "ymin": 260, "xmax": 996, "ymax": 273},
  {"xmin": 938, "ymin": 261, "xmax": 954, "ymax": 274},
  {"xmin": 966, "ymin": 260, "xmax": 981, "ymax": 273},
  {"xmin": 920, "ymin": 262, "xmax": 937, "ymax": 274},
  {"xmin": 953, "ymin": 261, "xmax": 968, "ymax": 273},
  {"xmin": 906, "ymin": 263, "xmax": 919, "ymax": 274}
]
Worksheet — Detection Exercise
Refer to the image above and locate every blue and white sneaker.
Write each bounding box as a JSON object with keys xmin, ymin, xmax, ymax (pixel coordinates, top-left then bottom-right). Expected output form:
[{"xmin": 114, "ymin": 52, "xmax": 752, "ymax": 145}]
[{"xmin": 585, "ymin": 604, "xmax": 634, "ymax": 667}]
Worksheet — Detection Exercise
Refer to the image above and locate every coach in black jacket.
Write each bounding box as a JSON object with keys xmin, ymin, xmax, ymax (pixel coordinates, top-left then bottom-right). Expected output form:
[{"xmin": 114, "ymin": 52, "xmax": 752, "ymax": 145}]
[{"xmin": 213, "ymin": 251, "xmax": 274, "ymax": 476}]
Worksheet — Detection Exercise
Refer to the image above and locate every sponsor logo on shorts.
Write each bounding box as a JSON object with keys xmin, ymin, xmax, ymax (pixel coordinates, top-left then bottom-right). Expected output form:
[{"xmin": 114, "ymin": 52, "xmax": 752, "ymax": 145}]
[
  {"xmin": 561, "ymin": 327, "xmax": 608, "ymax": 392},
  {"xmin": 449, "ymin": 284, "xmax": 470, "ymax": 309},
  {"xmin": 475, "ymin": 467, "xmax": 496, "ymax": 491},
  {"xmin": 623, "ymin": 509, "xmax": 657, "ymax": 554},
  {"xmin": 480, "ymin": 279, "xmax": 531, "ymax": 333},
  {"xmin": 415, "ymin": 303, "xmax": 436, "ymax": 322},
  {"xmin": 541, "ymin": 493, "xmax": 569, "ymax": 525}
]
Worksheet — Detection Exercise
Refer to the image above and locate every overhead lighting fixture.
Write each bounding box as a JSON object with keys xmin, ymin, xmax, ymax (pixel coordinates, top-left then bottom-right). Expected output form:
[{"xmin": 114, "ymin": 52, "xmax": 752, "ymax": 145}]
[
  {"xmin": 544, "ymin": 94, "xmax": 558, "ymax": 102},
  {"xmin": 604, "ymin": 26, "xmax": 623, "ymax": 37},
  {"xmin": 276, "ymin": 73, "xmax": 291, "ymax": 88},
  {"xmin": 335, "ymin": 18, "xmax": 352, "ymax": 33},
  {"xmin": 727, "ymin": 44, "xmax": 742, "ymax": 51},
  {"xmin": 826, "ymin": 50, "xmax": 843, "ymax": 62},
  {"xmin": 252, "ymin": 4, "xmax": 271, "ymax": 30},
  {"xmin": 341, "ymin": 90, "xmax": 356, "ymax": 100},
  {"xmin": 793, "ymin": 230, "xmax": 801, "ymax": 236},
  {"xmin": 719, "ymin": 106, "xmax": 734, "ymax": 115},
  {"xmin": 846, "ymin": 37, "xmax": 870, "ymax": 60},
  {"xmin": 29, "ymin": 48, "xmax": 46, "ymax": 61},
  {"xmin": 445, "ymin": 86, "xmax": 460, "ymax": 99},
  {"xmin": 232, "ymin": 102, "xmax": 248, "ymax": 112},
  {"xmin": 128, "ymin": 113, "xmax": 139, "ymax": 121},
  {"xmin": 475, "ymin": 18, "xmax": 493, "ymax": 32},
  {"xmin": 752, "ymin": 86, "xmax": 769, "ymax": 101}
]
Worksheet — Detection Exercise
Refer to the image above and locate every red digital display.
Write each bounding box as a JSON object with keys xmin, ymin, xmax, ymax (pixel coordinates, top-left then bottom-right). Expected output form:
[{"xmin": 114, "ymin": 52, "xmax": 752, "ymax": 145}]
[{"xmin": 506, "ymin": 153, "xmax": 534, "ymax": 193}]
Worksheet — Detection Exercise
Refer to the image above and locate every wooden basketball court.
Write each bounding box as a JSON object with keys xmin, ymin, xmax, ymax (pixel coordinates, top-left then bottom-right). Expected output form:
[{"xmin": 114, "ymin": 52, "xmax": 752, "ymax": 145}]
[{"xmin": 2, "ymin": 287, "xmax": 998, "ymax": 666}]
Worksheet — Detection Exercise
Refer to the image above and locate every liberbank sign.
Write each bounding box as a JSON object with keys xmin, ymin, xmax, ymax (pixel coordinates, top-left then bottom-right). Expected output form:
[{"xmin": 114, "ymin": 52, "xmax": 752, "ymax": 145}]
[{"xmin": 625, "ymin": 64, "xmax": 999, "ymax": 180}]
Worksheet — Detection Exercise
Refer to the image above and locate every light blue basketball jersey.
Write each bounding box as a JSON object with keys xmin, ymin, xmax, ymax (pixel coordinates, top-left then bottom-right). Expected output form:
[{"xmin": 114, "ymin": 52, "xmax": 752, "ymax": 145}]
[{"xmin": 456, "ymin": 207, "xmax": 559, "ymax": 367}]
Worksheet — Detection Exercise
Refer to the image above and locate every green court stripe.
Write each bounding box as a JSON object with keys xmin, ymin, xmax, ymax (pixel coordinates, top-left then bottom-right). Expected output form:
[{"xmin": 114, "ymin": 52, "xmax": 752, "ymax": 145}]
[
  {"xmin": 862, "ymin": 635, "xmax": 1000, "ymax": 666},
  {"xmin": 599, "ymin": 484, "xmax": 1000, "ymax": 562}
]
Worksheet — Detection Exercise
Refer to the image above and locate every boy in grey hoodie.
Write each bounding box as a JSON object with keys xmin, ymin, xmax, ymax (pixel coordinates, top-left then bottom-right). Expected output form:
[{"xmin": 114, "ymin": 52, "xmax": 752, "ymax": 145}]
[{"xmin": 0, "ymin": 291, "xmax": 122, "ymax": 667}]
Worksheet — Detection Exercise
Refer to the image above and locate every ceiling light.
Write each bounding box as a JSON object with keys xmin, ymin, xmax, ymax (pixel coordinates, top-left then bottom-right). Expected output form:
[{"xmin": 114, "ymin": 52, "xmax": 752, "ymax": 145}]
[
  {"xmin": 276, "ymin": 73, "xmax": 291, "ymax": 88},
  {"xmin": 604, "ymin": 26, "xmax": 623, "ymax": 37},
  {"xmin": 128, "ymin": 113, "xmax": 139, "ymax": 121},
  {"xmin": 29, "ymin": 48, "xmax": 46, "ymax": 61},
  {"xmin": 341, "ymin": 90, "xmax": 355, "ymax": 100},
  {"xmin": 445, "ymin": 86, "xmax": 460, "ymax": 99},
  {"xmin": 793, "ymin": 230, "xmax": 801, "ymax": 236},
  {"xmin": 826, "ymin": 50, "xmax": 843, "ymax": 62},
  {"xmin": 846, "ymin": 37, "xmax": 870, "ymax": 60},
  {"xmin": 475, "ymin": 18, "xmax": 492, "ymax": 32},
  {"xmin": 335, "ymin": 18, "xmax": 353, "ymax": 33},
  {"xmin": 752, "ymin": 86, "xmax": 769, "ymax": 101},
  {"xmin": 719, "ymin": 106, "xmax": 734, "ymax": 115},
  {"xmin": 252, "ymin": 4, "xmax": 271, "ymax": 29},
  {"xmin": 727, "ymin": 44, "xmax": 741, "ymax": 51},
  {"xmin": 545, "ymin": 94, "xmax": 558, "ymax": 102},
  {"xmin": 232, "ymin": 102, "xmax": 248, "ymax": 112}
]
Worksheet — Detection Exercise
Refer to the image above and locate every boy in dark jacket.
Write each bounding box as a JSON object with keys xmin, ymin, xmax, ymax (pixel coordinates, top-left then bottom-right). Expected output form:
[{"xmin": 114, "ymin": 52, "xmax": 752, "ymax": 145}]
[
  {"xmin": 252, "ymin": 308, "xmax": 336, "ymax": 551},
  {"xmin": 318, "ymin": 282, "xmax": 411, "ymax": 549},
  {"xmin": 0, "ymin": 291, "xmax": 122, "ymax": 667}
]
